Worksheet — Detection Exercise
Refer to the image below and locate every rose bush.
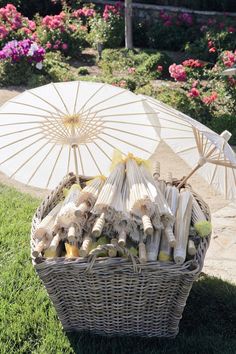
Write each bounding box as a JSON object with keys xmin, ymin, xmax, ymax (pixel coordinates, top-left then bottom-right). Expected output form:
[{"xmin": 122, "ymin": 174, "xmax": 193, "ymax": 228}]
[
  {"xmin": 36, "ymin": 9, "xmax": 87, "ymax": 57},
  {"xmin": 87, "ymin": 2, "xmax": 124, "ymax": 48},
  {"xmin": 0, "ymin": 4, "xmax": 36, "ymax": 46}
]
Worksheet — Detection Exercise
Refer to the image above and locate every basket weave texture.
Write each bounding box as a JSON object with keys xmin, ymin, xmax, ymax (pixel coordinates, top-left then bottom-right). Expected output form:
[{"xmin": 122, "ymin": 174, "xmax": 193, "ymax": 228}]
[{"xmin": 31, "ymin": 173, "xmax": 211, "ymax": 338}]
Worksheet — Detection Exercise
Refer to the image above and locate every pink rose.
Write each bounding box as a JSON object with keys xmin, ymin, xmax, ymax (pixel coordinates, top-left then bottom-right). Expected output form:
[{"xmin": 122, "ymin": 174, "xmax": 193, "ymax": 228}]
[
  {"xmin": 188, "ymin": 88, "xmax": 200, "ymax": 98},
  {"xmin": 157, "ymin": 65, "xmax": 163, "ymax": 72},
  {"xmin": 169, "ymin": 63, "xmax": 187, "ymax": 81},
  {"xmin": 62, "ymin": 43, "xmax": 68, "ymax": 50},
  {"xmin": 128, "ymin": 67, "xmax": 136, "ymax": 74},
  {"xmin": 209, "ymin": 47, "xmax": 216, "ymax": 53}
]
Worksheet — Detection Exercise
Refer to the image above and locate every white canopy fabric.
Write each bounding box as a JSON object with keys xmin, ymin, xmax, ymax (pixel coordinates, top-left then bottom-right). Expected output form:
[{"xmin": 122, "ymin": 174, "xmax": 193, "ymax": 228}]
[
  {"xmin": 141, "ymin": 95, "xmax": 236, "ymax": 200},
  {"xmin": 0, "ymin": 81, "xmax": 159, "ymax": 189}
]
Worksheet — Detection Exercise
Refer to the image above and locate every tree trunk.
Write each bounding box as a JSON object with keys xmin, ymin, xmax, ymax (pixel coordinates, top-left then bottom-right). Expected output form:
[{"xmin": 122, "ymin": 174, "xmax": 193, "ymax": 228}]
[{"xmin": 125, "ymin": 0, "xmax": 133, "ymax": 49}]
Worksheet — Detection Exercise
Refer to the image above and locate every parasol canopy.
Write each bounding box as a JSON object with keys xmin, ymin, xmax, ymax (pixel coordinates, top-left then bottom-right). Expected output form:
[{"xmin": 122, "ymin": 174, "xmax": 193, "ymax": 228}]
[
  {"xmin": 0, "ymin": 81, "xmax": 159, "ymax": 189},
  {"xmin": 141, "ymin": 95, "xmax": 236, "ymax": 200}
]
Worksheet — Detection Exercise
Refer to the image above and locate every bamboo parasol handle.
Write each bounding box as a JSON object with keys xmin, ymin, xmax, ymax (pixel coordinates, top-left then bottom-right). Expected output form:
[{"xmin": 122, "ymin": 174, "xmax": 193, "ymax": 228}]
[
  {"xmin": 44, "ymin": 233, "xmax": 61, "ymax": 258},
  {"xmin": 118, "ymin": 230, "xmax": 127, "ymax": 246},
  {"xmin": 68, "ymin": 223, "xmax": 77, "ymax": 242},
  {"xmin": 32, "ymin": 237, "xmax": 50, "ymax": 258},
  {"xmin": 188, "ymin": 239, "xmax": 197, "ymax": 256},
  {"xmin": 139, "ymin": 242, "xmax": 147, "ymax": 264},
  {"xmin": 142, "ymin": 214, "xmax": 154, "ymax": 236},
  {"xmin": 164, "ymin": 226, "xmax": 176, "ymax": 247},
  {"xmin": 108, "ymin": 238, "xmax": 118, "ymax": 257},
  {"xmin": 178, "ymin": 164, "xmax": 201, "ymax": 189},
  {"xmin": 80, "ymin": 236, "xmax": 92, "ymax": 257},
  {"xmin": 153, "ymin": 161, "xmax": 160, "ymax": 180},
  {"xmin": 92, "ymin": 213, "xmax": 105, "ymax": 237}
]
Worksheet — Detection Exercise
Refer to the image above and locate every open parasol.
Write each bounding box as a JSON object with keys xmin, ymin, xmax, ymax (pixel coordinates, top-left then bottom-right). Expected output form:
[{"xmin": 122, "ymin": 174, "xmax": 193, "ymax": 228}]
[
  {"xmin": 141, "ymin": 95, "xmax": 236, "ymax": 200},
  {"xmin": 0, "ymin": 81, "xmax": 159, "ymax": 189}
]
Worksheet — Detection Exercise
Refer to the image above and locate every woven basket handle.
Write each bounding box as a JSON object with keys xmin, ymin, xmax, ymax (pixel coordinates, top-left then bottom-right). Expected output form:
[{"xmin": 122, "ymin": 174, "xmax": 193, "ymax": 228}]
[{"xmin": 86, "ymin": 243, "xmax": 140, "ymax": 273}]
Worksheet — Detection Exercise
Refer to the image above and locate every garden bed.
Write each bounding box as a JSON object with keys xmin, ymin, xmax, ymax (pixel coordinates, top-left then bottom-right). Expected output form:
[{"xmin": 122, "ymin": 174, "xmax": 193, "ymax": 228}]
[{"xmin": 0, "ymin": 1, "xmax": 235, "ymax": 144}]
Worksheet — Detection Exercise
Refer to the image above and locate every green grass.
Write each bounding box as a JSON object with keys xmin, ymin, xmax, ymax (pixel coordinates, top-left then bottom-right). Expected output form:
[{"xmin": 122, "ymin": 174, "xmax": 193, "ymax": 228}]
[{"xmin": 0, "ymin": 183, "xmax": 236, "ymax": 354}]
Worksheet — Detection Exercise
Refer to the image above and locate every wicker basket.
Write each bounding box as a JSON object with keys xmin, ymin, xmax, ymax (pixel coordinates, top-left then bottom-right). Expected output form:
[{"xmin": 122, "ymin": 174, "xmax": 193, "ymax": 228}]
[{"xmin": 31, "ymin": 173, "xmax": 211, "ymax": 338}]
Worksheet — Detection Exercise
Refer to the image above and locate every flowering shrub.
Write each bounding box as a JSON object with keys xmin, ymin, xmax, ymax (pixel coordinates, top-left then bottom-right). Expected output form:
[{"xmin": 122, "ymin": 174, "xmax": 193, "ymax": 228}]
[
  {"xmin": 0, "ymin": 4, "xmax": 36, "ymax": 46},
  {"xmin": 87, "ymin": 2, "xmax": 124, "ymax": 48},
  {"xmin": 182, "ymin": 59, "xmax": 204, "ymax": 68},
  {"xmin": 185, "ymin": 16, "xmax": 236, "ymax": 61},
  {"xmin": 0, "ymin": 39, "xmax": 45, "ymax": 68},
  {"xmin": 147, "ymin": 11, "xmax": 197, "ymax": 51},
  {"xmin": 221, "ymin": 50, "xmax": 236, "ymax": 68},
  {"xmin": 36, "ymin": 10, "xmax": 87, "ymax": 57},
  {"xmin": 169, "ymin": 63, "xmax": 187, "ymax": 81}
]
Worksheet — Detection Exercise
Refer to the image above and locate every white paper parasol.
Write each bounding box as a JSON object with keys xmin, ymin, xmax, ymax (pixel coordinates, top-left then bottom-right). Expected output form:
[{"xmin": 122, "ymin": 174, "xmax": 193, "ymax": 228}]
[
  {"xmin": 0, "ymin": 81, "xmax": 159, "ymax": 189},
  {"xmin": 141, "ymin": 95, "xmax": 236, "ymax": 200}
]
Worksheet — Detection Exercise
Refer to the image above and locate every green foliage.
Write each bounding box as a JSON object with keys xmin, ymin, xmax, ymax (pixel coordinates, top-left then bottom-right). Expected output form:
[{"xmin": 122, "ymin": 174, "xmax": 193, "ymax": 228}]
[
  {"xmin": 1, "ymin": 183, "xmax": 236, "ymax": 353},
  {"xmin": 78, "ymin": 66, "xmax": 89, "ymax": 75},
  {"xmin": 0, "ymin": 51, "xmax": 76, "ymax": 87},
  {"xmin": 0, "ymin": 59, "xmax": 37, "ymax": 86},
  {"xmin": 147, "ymin": 22, "xmax": 192, "ymax": 51},
  {"xmin": 136, "ymin": 52, "xmax": 172, "ymax": 78},
  {"xmin": 87, "ymin": 11, "xmax": 124, "ymax": 49},
  {"xmin": 42, "ymin": 51, "xmax": 76, "ymax": 82},
  {"xmin": 100, "ymin": 49, "xmax": 172, "ymax": 86},
  {"xmin": 210, "ymin": 114, "xmax": 236, "ymax": 145}
]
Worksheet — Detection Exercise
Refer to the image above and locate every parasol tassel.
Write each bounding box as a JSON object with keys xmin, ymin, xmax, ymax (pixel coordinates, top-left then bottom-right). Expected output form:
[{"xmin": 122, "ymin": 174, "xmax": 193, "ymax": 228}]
[
  {"xmin": 191, "ymin": 196, "xmax": 212, "ymax": 237},
  {"xmin": 174, "ymin": 189, "xmax": 193, "ymax": 265},
  {"xmin": 146, "ymin": 229, "xmax": 161, "ymax": 261}
]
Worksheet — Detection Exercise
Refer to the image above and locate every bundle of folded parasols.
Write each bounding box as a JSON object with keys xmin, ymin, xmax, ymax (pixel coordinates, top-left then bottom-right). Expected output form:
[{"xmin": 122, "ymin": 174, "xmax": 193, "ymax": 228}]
[{"xmin": 33, "ymin": 152, "xmax": 212, "ymax": 265}]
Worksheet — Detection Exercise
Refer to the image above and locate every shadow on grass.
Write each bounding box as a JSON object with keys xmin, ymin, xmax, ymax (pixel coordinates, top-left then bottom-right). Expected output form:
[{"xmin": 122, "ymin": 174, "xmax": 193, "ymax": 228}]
[{"xmin": 66, "ymin": 276, "xmax": 236, "ymax": 354}]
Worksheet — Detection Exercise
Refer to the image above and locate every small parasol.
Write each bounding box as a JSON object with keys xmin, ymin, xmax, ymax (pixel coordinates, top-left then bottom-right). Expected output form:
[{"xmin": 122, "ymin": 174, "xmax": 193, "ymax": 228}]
[
  {"xmin": 126, "ymin": 154, "xmax": 155, "ymax": 236},
  {"xmin": 74, "ymin": 175, "xmax": 106, "ymax": 217},
  {"xmin": 143, "ymin": 95, "xmax": 236, "ymax": 200},
  {"xmin": 173, "ymin": 189, "xmax": 193, "ymax": 264},
  {"xmin": 92, "ymin": 154, "xmax": 126, "ymax": 237},
  {"xmin": 32, "ymin": 202, "xmax": 62, "ymax": 258},
  {"xmin": 140, "ymin": 162, "xmax": 174, "ymax": 245}
]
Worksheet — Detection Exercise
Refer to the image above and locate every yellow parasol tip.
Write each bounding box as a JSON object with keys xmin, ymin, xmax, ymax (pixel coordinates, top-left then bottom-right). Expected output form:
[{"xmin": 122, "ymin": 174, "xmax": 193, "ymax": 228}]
[{"xmin": 194, "ymin": 221, "xmax": 212, "ymax": 237}]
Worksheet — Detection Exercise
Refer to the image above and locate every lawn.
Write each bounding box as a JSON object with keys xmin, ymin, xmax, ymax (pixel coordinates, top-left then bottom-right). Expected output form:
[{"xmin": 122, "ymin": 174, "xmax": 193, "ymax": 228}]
[{"xmin": 0, "ymin": 183, "xmax": 236, "ymax": 354}]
